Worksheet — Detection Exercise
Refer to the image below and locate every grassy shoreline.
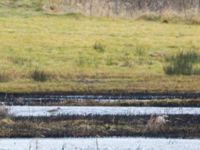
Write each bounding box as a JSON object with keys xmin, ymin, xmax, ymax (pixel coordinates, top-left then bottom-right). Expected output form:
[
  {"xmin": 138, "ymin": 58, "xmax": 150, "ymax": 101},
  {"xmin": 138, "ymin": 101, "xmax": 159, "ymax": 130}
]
[
  {"xmin": 1, "ymin": 4, "xmax": 200, "ymax": 94},
  {"xmin": 0, "ymin": 76, "xmax": 200, "ymax": 93}
]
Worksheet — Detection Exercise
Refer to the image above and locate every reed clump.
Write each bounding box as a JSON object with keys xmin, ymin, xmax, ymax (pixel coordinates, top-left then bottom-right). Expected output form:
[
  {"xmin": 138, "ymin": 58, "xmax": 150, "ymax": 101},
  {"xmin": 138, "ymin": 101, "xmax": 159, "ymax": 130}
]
[{"xmin": 164, "ymin": 51, "xmax": 200, "ymax": 75}]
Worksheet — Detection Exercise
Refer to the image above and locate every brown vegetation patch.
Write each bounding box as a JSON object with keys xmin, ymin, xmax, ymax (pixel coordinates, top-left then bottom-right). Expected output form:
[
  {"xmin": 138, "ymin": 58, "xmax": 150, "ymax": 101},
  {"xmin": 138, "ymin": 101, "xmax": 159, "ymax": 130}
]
[
  {"xmin": 0, "ymin": 115, "xmax": 199, "ymax": 138},
  {"xmin": 145, "ymin": 115, "xmax": 169, "ymax": 134}
]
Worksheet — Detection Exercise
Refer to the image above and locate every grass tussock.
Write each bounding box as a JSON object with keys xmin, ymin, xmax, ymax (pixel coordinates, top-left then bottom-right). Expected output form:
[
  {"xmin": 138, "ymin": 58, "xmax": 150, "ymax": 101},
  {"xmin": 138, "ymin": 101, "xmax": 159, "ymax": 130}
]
[
  {"xmin": 135, "ymin": 47, "xmax": 146, "ymax": 57},
  {"xmin": 0, "ymin": 105, "xmax": 14, "ymax": 126},
  {"xmin": 31, "ymin": 69, "xmax": 52, "ymax": 82},
  {"xmin": 0, "ymin": 71, "xmax": 12, "ymax": 82},
  {"xmin": 0, "ymin": 105, "xmax": 8, "ymax": 119},
  {"xmin": 93, "ymin": 42, "xmax": 106, "ymax": 53},
  {"xmin": 164, "ymin": 51, "xmax": 200, "ymax": 75}
]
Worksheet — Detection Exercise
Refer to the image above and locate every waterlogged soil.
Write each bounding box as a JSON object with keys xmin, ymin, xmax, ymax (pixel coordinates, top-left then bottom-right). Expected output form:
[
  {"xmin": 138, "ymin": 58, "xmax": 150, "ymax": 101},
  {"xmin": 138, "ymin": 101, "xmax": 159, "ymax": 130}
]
[
  {"xmin": 1, "ymin": 115, "xmax": 200, "ymax": 138},
  {"xmin": 1, "ymin": 93, "xmax": 200, "ymax": 139},
  {"xmin": 1, "ymin": 93, "xmax": 200, "ymax": 107},
  {"xmin": 8, "ymin": 99, "xmax": 200, "ymax": 107}
]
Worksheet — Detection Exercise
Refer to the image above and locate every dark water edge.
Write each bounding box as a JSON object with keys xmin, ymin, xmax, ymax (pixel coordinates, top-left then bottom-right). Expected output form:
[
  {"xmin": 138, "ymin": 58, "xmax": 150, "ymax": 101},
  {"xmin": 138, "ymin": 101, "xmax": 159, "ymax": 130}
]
[
  {"xmin": 1, "ymin": 92, "xmax": 200, "ymax": 106},
  {"xmin": 1, "ymin": 92, "xmax": 200, "ymax": 101}
]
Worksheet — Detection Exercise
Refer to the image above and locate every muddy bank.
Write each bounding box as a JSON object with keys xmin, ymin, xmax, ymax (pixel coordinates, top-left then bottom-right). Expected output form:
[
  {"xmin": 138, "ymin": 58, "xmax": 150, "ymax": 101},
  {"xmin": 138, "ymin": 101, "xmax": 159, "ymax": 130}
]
[
  {"xmin": 4, "ymin": 98, "xmax": 200, "ymax": 107},
  {"xmin": 1, "ymin": 115, "xmax": 200, "ymax": 138},
  {"xmin": 1, "ymin": 92, "xmax": 200, "ymax": 107},
  {"xmin": 0, "ymin": 92, "xmax": 200, "ymax": 102}
]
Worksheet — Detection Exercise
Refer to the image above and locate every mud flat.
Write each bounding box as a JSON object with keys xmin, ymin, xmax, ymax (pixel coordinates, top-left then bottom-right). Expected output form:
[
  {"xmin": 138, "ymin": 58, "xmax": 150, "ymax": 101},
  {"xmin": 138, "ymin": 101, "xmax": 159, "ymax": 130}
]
[
  {"xmin": 1, "ymin": 93, "xmax": 200, "ymax": 101},
  {"xmin": 4, "ymin": 98, "xmax": 200, "ymax": 107},
  {"xmin": 1, "ymin": 93, "xmax": 200, "ymax": 107}
]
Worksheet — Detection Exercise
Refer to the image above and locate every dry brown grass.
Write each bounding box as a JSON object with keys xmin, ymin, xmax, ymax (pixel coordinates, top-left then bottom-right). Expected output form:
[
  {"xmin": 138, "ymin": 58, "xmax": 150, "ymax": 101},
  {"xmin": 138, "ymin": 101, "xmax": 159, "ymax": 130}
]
[
  {"xmin": 0, "ymin": 105, "xmax": 14, "ymax": 126},
  {"xmin": 0, "ymin": 105, "xmax": 8, "ymax": 119},
  {"xmin": 0, "ymin": 118, "xmax": 14, "ymax": 126},
  {"xmin": 0, "ymin": 115, "xmax": 199, "ymax": 138},
  {"xmin": 145, "ymin": 115, "xmax": 169, "ymax": 133}
]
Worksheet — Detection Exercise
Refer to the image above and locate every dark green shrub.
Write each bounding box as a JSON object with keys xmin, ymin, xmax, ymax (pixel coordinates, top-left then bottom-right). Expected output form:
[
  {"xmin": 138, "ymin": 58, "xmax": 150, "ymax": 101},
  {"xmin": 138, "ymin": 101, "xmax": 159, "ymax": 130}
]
[
  {"xmin": 31, "ymin": 69, "xmax": 51, "ymax": 82},
  {"xmin": 93, "ymin": 42, "xmax": 105, "ymax": 53},
  {"xmin": 193, "ymin": 69, "xmax": 200, "ymax": 75},
  {"xmin": 164, "ymin": 51, "xmax": 200, "ymax": 75},
  {"xmin": 0, "ymin": 72, "xmax": 12, "ymax": 82},
  {"xmin": 135, "ymin": 47, "xmax": 146, "ymax": 56}
]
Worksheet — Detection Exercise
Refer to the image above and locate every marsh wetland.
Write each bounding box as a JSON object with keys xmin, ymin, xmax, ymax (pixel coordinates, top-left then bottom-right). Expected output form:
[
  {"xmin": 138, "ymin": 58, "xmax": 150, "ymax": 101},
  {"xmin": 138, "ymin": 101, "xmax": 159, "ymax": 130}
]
[{"xmin": 1, "ymin": 0, "xmax": 200, "ymax": 149}]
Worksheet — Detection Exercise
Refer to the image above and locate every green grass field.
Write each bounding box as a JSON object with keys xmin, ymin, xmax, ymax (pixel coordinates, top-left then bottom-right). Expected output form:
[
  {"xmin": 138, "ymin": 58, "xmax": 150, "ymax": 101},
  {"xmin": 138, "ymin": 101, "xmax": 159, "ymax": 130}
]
[{"xmin": 0, "ymin": 1, "xmax": 200, "ymax": 93}]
